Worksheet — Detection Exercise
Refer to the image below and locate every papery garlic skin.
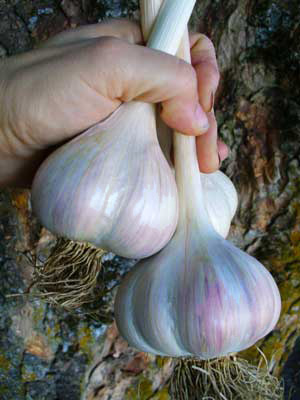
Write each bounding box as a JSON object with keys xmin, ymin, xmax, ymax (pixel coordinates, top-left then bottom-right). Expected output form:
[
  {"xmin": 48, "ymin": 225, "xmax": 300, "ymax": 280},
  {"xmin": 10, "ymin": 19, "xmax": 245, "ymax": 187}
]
[
  {"xmin": 202, "ymin": 171, "xmax": 238, "ymax": 237},
  {"xmin": 115, "ymin": 225, "xmax": 281, "ymax": 359},
  {"xmin": 32, "ymin": 102, "xmax": 178, "ymax": 259}
]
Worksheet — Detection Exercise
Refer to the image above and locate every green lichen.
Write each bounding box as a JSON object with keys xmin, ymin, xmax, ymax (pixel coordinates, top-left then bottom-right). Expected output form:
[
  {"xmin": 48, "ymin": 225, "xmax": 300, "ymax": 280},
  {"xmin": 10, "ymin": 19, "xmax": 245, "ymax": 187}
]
[
  {"xmin": 151, "ymin": 387, "xmax": 170, "ymax": 400},
  {"xmin": 0, "ymin": 354, "xmax": 11, "ymax": 371},
  {"xmin": 77, "ymin": 323, "xmax": 95, "ymax": 360},
  {"xmin": 22, "ymin": 371, "xmax": 37, "ymax": 382},
  {"xmin": 125, "ymin": 376, "xmax": 154, "ymax": 400},
  {"xmin": 155, "ymin": 356, "xmax": 170, "ymax": 369},
  {"xmin": 32, "ymin": 301, "xmax": 47, "ymax": 326}
]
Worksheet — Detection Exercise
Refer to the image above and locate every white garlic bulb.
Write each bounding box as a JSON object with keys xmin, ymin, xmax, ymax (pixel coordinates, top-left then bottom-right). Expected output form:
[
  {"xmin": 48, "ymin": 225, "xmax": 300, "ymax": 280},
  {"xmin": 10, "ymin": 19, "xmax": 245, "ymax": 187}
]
[
  {"xmin": 157, "ymin": 119, "xmax": 238, "ymax": 237},
  {"xmin": 202, "ymin": 171, "xmax": 238, "ymax": 237},
  {"xmin": 32, "ymin": 102, "xmax": 178, "ymax": 258}
]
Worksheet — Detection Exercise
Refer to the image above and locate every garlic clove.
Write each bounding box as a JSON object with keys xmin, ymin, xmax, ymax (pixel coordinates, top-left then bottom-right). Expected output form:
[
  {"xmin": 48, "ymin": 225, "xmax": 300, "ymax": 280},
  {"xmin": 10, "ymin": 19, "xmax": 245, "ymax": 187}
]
[
  {"xmin": 115, "ymin": 227, "xmax": 281, "ymax": 359},
  {"xmin": 32, "ymin": 101, "xmax": 178, "ymax": 259}
]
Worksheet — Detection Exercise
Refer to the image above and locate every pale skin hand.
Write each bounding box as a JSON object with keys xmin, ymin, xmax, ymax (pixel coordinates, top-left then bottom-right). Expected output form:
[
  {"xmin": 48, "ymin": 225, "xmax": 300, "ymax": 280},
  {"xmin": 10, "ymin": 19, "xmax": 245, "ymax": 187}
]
[{"xmin": 0, "ymin": 19, "xmax": 228, "ymax": 187}]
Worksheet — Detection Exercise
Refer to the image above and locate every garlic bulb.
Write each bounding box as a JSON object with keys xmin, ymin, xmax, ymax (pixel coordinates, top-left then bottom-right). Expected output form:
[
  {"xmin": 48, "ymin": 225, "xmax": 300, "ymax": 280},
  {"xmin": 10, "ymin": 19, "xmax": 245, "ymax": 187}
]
[
  {"xmin": 32, "ymin": 102, "xmax": 177, "ymax": 258},
  {"xmin": 32, "ymin": 0, "xmax": 197, "ymax": 259},
  {"xmin": 202, "ymin": 171, "xmax": 238, "ymax": 237},
  {"xmin": 115, "ymin": 30, "xmax": 281, "ymax": 359},
  {"xmin": 156, "ymin": 120, "xmax": 238, "ymax": 237}
]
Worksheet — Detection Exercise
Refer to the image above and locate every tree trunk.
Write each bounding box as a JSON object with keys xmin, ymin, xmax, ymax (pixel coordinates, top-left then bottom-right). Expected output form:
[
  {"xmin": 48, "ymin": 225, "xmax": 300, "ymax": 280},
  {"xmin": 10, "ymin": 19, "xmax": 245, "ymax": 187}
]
[{"xmin": 0, "ymin": 1, "xmax": 299, "ymax": 399}]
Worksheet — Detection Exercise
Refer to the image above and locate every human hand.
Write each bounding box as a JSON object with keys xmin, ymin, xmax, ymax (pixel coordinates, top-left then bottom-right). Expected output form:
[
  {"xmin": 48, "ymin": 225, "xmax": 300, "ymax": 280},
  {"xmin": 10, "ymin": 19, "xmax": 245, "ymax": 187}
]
[{"xmin": 0, "ymin": 19, "xmax": 227, "ymax": 187}]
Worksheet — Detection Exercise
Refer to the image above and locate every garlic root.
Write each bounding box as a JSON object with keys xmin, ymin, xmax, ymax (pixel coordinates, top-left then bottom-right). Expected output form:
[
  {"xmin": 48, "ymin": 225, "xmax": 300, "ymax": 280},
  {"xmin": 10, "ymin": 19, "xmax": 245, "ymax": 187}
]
[
  {"xmin": 170, "ymin": 354, "xmax": 284, "ymax": 400},
  {"xmin": 30, "ymin": 238, "xmax": 106, "ymax": 312}
]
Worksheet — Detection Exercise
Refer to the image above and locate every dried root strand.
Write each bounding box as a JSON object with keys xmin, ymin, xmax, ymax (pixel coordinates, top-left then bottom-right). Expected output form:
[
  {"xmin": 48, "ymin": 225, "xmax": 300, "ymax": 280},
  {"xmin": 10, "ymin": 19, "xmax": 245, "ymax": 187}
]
[
  {"xmin": 170, "ymin": 353, "xmax": 284, "ymax": 400},
  {"xmin": 30, "ymin": 238, "xmax": 106, "ymax": 311}
]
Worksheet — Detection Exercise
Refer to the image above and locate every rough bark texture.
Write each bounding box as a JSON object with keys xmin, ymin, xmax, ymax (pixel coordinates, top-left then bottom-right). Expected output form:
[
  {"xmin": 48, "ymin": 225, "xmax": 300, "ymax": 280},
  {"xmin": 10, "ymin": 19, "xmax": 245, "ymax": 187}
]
[{"xmin": 0, "ymin": 0, "xmax": 299, "ymax": 399}]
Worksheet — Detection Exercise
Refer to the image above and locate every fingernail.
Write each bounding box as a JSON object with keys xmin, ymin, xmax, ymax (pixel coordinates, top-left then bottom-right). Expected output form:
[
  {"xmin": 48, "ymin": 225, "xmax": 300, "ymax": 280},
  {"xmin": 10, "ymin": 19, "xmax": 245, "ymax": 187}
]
[
  {"xmin": 209, "ymin": 92, "xmax": 215, "ymax": 113},
  {"xmin": 194, "ymin": 104, "xmax": 209, "ymax": 134}
]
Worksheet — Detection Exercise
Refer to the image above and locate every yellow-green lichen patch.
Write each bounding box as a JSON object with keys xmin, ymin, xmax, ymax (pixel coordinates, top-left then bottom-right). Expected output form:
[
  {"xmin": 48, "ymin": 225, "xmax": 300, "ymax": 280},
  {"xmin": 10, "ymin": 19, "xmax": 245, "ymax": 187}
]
[
  {"xmin": 155, "ymin": 356, "xmax": 171, "ymax": 369},
  {"xmin": 77, "ymin": 323, "xmax": 96, "ymax": 360},
  {"xmin": 125, "ymin": 376, "xmax": 153, "ymax": 400},
  {"xmin": 22, "ymin": 372, "xmax": 37, "ymax": 382},
  {"xmin": 151, "ymin": 387, "xmax": 170, "ymax": 400},
  {"xmin": 0, "ymin": 354, "xmax": 11, "ymax": 371}
]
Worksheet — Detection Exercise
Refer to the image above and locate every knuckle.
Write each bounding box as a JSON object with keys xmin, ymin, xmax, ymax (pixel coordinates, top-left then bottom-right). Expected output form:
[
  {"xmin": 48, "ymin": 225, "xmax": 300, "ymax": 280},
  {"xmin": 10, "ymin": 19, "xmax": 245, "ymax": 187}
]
[
  {"xmin": 88, "ymin": 36, "xmax": 126, "ymax": 61},
  {"xmin": 104, "ymin": 19, "xmax": 141, "ymax": 42}
]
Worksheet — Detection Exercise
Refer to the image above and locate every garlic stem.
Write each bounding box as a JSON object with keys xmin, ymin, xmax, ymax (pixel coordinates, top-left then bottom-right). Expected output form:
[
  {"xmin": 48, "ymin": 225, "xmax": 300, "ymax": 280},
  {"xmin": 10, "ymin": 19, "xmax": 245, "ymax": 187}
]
[
  {"xmin": 147, "ymin": 0, "xmax": 196, "ymax": 55},
  {"xmin": 173, "ymin": 32, "xmax": 215, "ymax": 231},
  {"xmin": 141, "ymin": 0, "xmax": 212, "ymax": 229},
  {"xmin": 140, "ymin": 0, "xmax": 163, "ymax": 40},
  {"xmin": 141, "ymin": 0, "xmax": 238, "ymax": 237}
]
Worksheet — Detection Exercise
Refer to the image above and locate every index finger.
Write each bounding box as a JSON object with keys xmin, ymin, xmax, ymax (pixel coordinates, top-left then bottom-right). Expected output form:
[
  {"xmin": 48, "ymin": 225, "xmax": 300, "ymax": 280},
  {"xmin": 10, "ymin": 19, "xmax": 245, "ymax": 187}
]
[{"xmin": 43, "ymin": 19, "xmax": 143, "ymax": 48}]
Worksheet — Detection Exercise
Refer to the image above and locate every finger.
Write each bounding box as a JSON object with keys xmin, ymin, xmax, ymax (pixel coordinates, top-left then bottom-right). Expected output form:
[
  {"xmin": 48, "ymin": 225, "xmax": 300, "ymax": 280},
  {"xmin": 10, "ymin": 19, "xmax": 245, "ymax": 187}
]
[
  {"xmin": 5, "ymin": 20, "xmax": 143, "ymax": 77},
  {"xmin": 43, "ymin": 19, "xmax": 143, "ymax": 47},
  {"xmin": 82, "ymin": 38, "xmax": 209, "ymax": 136},
  {"xmin": 5, "ymin": 39, "xmax": 101, "ymax": 72},
  {"xmin": 196, "ymin": 111, "xmax": 219, "ymax": 172},
  {"xmin": 4, "ymin": 19, "xmax": 142, "ymax": 78},
  {"xmin": 190, "ymin": 34, "xmax": 220, "ymax": 113}
]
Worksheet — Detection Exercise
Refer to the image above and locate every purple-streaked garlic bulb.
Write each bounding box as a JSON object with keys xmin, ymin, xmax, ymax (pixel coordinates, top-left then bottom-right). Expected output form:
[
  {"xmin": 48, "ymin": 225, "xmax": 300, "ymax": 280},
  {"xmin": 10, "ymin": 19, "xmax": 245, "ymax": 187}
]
[
  {"xmin": 115, "ymin": 220, "xmax": 281, "ymax": 358},
  {"xmin": 114, "ymin": 31, "xmax": 281, "ymax": 359},
  {"xmin": 32, "ymin": 101, "xmax": 177, "ymax": 259}
]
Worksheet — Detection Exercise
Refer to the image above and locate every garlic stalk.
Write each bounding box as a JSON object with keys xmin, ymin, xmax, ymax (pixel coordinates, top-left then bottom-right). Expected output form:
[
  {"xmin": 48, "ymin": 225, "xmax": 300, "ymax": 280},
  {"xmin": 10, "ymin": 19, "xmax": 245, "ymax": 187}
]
[
  {"xmin": 115, "ymin": 22, "xmax": 281, "ymax": 360},
  {"xmin": 30, "ymin": 0, "xmax": 196, "ymax": 309}
]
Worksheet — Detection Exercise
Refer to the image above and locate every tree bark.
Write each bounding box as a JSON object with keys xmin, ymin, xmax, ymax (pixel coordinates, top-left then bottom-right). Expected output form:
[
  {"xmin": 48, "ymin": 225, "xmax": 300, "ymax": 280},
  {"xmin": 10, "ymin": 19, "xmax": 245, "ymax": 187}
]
[{"xmin": 0, "ymin": 0, "xmax": 299, "ymax": 399}]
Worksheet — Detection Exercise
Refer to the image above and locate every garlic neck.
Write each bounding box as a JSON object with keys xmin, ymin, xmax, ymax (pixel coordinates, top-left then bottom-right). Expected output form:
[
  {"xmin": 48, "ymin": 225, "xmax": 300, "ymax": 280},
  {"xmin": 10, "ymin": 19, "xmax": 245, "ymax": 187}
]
[
  {"xmin": 172, "ymin": 33, "xmax": 215, "ymax": 234},
  {"xmin": 98, "ymin": 101, "xmax": 157, "ymax": 141},
  {"xmin": 174, "ymin": 133, "xmax": 215, "ymax": 233}
]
